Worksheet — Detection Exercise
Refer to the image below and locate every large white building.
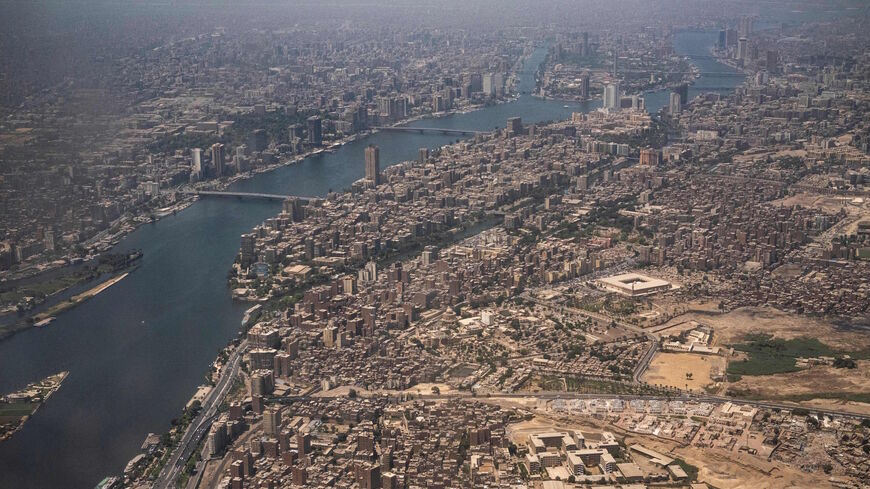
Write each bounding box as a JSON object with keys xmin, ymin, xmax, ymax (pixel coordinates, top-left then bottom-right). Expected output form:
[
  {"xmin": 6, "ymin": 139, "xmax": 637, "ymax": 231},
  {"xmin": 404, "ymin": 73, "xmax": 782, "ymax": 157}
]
[{"xmin": 597, "ymin": 272, "xmax": 672, "ymax": 296}]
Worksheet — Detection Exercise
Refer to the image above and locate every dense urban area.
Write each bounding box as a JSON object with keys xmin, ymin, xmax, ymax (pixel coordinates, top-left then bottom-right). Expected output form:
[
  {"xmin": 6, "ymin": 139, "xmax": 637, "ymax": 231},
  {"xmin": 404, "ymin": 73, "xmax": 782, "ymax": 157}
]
[{"xmin": 1, "ymin": 1, "xmax": 869, "ymax": 489}]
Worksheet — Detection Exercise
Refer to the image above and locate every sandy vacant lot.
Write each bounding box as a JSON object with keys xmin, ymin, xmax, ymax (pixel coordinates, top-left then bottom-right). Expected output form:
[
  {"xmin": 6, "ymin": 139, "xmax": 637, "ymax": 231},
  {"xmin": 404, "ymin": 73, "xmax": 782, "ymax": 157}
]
[
  {"xmin": 797, "ymin": 398, "xmax": 870, "ymax": 417},
  {"xmin": 771, "ymin": 193, "xmax": 859, "ymax": 215},
  {"xmin": 730, "ymin": 360, "xmax": 870, "ymax": 399},
  {"xmin": 660, "ymin": 306, "xmax": 870, "ymax": 352},
  {"xmin": 642, "ymin": 352, "xmax": 725, "ymax": 391}
]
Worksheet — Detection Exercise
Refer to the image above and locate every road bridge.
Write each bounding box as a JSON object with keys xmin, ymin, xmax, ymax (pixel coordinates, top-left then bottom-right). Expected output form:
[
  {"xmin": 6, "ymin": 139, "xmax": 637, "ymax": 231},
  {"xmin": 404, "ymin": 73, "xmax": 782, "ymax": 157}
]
[
  {"xmin": 184, "ymin": 190, "xmax": 314, "ymax": 203},
  {"xmin": 631, "ymin": 71, "xmax": 745, "ymax": 78},
  {"xmin": 373, "ymin": 126, "xmax": 485, "ymax": 136}
]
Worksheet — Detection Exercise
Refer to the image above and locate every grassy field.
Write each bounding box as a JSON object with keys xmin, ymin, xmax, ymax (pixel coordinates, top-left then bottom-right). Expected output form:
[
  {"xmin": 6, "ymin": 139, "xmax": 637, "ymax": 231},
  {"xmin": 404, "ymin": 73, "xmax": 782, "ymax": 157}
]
[
  {"xmin": 0, "ymin": 274, "xmax": 84, "ymax": 305},
  {"xmin": 0, "ymin": 402, "xmax": 36, "ymax": 418},
  {"xmin": 535, "ymin": 375, "xmax": 672, "ymax": 396},
  {"xmin": 727, "ymin": 333, "xmax": 835, "ymax": 376}
]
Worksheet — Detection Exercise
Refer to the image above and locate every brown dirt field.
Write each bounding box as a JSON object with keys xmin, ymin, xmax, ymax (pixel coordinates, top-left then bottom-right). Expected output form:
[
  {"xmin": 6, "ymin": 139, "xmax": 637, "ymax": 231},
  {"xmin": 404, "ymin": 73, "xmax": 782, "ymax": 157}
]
[
  {"xmin": 671, "ymin": 443, "xmax": 835, "ymax": 489},
  {"xmin": 642, "ymin": 352, "xmax": 725, "ymax": 391},
  {"xmin": 796, "ymin": 398, "xmax": 870, "ymax": 417},
  {"xmin": 770, "ymin": 193, "xmax": 853, "ymax": 214},
  {"xmin": 660, "ymin": 307, "xmax": 870, "ymax": 352},
  {"xmin": 729, "ymin": 360, "xmax": 870, "ymax": 400}
]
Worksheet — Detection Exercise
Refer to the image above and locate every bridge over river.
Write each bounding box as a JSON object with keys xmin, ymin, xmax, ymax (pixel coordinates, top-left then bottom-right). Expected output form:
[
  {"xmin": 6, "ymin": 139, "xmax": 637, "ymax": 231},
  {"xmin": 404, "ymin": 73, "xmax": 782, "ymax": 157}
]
[
  {"xmin": 182, "ymin": 190, "xmax": 313, "ymax": 202},
  {"xmin": 373, "ymin": 126, "xmax": 485, "ymax": 136}
]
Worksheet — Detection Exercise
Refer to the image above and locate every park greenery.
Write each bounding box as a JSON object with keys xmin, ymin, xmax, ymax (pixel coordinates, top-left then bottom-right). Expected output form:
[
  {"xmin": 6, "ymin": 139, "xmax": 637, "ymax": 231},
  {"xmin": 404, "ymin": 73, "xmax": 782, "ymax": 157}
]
[{"xmin": 727, "ymin": 332, "xmax": 869, "ymax": 377}]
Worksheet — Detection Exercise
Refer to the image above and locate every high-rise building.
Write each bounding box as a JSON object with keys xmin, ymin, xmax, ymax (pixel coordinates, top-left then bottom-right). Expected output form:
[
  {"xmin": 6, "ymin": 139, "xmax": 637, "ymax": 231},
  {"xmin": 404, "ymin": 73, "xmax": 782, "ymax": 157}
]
[
  {"xmin": 191, "ymin": 148, "xmax": 203, "ymax": 175},
  {"xmin": 677, "ymin": 83, "xmax": 688, "ymax": 105},
  {"xmin": 725, "ymin": 29, "xmax": 738, "ymax": 48},
  {"xmin": 669, "ymin": 92, "xmax": 682, "ymax": 115},
  {"xmin": 469, "ymin": 73, "xmax": 483, "ymax": 92},
  {"xmin": 432, "ymin": 94, "xmax": 445, "ymax": 112},
  {"xmin": 582, "ymin": 32, "xmax": 589, "ymax": 57},
  {"xmin": 43, "ymin": 230, "xmax": 55, "ymax": 252},
  {"xmin": 766, "ymin": 50, "xmax": 778, "ymax": 73},
  {"xmin": 441, "ymin": 87, "xmax": 454, "ymax": 110},
  {"xmin": 210, "ymin": 143, "xmax": 225, "ymax": 177},
  {"xmin": 292, "ymin": 467, "xmax": 307, "ymax": 486},
  {"xmin": 288, "ymin": 124, "xmax": 304, "ymax": 141},
  {"xmin": 394, "ymin": 97, "xmax": 407, "ymax": 119},
  {"xmin": 482, "ymin": 74, "xmax": 497, "ymax": 96},
  {"xmin": 580, "ymin": 72, "xmax": 590, "ymax": 100},
  {"xmin": 718, "ymin": 30, "xmax": 727, "ymax": 50},
  {"xmin": 377, "ymin": 96, "xmax": 393, "ymax": 120},
  {"xmin": 493, "ymin": 73, "xmax": 504, "ymax": 94},
  {"xmin": 365, "ymin": 144, "xmax": 380, "ymax": 185},
  {"xmin": 297, "ymin": 433, "xmax": 311, "ymax": 455},
  {"xmin": 248, "ymin": 129, "xmax": 267, "ymax": 154},
  {"xmin": 354, "ymin": 463, "xmax": 382, "ymax": 489},
  {"xmin": 263, "ymin": 408, "xmax": 281, "ymax": 436},
  {"xmin": 418, "ymin": 148, "xmax": 429, "ymax": 164},
  {"xmin": 631, "ymin": 95, "xmax": 644, "ymax": 111},
  {"xmin": 738, "ymin": 17, "xmax": 753, "ymax": 36},
  {"xmin": 307, "ymin": 116, "xmax": 322, "ymax": 146},
  {"xmin": 422, "ymin": 246, "xmax": 437, "ymax": 266},
  {"xmin": 639, "ymin": 148, "xmax": 660, "ymax": 166},
  {"xmin": 357, "ymin": 105, "xmax": 369, "ymax": 130},
  {"xmin": 603, "ymin": 84, "xmax": 620, "ymax": 110},
  {"xmin": 737, "ymin": 38, "xmax": 748, "ymax": 61},
  {"xmin": 207, "ymin": 422, "xmax": 228, "ymax": 457},
  {"xmin": 507, "ymin": 117, "xmax": 523, "ymax": 136}
]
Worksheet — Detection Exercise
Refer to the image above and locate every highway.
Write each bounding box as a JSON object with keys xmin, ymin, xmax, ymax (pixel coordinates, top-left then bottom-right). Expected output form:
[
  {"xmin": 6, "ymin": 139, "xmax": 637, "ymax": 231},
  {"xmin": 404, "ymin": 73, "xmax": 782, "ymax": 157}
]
[{"xmin": 152, "ymin": 339, "xmax": 247, "ymax": 489}]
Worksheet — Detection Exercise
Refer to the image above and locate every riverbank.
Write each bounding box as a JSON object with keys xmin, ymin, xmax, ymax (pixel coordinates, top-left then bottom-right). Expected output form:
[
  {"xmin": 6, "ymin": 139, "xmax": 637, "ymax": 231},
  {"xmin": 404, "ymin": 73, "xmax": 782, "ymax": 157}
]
[
  {"xmin": 0, "ymin": 371, "xmax": 68, "ymax": 442},
  {"xmin": 0, "ymin": 251, "xmax": 143, "ymax": 341},
  {"xmin": 30, "ymin": 272, "xmax": 130, "ymax": 325}
]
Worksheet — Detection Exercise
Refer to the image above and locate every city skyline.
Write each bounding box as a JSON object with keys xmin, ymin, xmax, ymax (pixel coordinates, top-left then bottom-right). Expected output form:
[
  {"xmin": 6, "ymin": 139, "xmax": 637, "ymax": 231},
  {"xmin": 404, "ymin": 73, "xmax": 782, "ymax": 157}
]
[{"xmin": 1, "ymin": 1, "xmax": 869, "ymax": 488}]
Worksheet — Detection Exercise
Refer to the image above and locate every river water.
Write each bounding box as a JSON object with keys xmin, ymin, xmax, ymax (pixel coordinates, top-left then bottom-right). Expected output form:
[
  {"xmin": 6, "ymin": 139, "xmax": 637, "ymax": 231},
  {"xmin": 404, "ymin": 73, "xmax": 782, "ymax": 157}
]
[{"xmin": 0, "ymin": 31, "xmax": 742, "ymax": 488}]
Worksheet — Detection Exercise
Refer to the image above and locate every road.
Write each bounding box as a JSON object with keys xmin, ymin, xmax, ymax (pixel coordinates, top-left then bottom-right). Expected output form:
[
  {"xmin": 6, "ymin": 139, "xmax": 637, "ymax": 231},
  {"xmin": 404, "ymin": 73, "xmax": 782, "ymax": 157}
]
[
  {"xmin": 267, "ymin": 390, "xmax": 870, "ymax": 421},
  {"xmin": 152, "ymin": 339, "xmax": 247, "ymax": 489}
]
